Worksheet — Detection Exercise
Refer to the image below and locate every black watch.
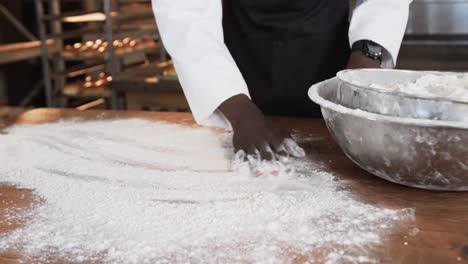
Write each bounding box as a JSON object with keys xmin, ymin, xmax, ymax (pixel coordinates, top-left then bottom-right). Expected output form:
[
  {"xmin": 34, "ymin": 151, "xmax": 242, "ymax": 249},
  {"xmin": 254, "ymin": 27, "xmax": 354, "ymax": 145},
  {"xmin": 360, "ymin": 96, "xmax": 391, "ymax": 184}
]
[{"xmin": 352, "ymin": 40, "xmax": 383, "ymax": 61}]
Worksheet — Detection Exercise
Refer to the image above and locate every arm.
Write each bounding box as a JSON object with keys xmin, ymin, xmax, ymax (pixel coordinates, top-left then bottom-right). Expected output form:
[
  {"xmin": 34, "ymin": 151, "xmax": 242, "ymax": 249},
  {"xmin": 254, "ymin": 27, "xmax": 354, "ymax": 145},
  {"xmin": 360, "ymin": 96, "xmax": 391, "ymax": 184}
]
[
  {"xmin": 151, "ymin": 0, "xmax": 250, "ymax": 129},
  {"xmin": 348, "ymin": 0, "xmax": 412, "ymax": 68},
  {"xmin": 152, "ymin": 0, "xmax": 305, "ymax": 160}
]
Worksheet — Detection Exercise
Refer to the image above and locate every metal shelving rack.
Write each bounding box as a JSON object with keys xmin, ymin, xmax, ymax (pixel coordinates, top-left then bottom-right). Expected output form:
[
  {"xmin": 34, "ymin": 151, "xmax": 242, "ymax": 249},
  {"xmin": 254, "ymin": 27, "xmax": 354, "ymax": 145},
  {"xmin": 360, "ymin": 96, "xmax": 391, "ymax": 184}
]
[
  {"xmin": 34, "ymin": 0, "xmax": 166, "ymax": 109},
  {"xmin": 0, "ymin": 3, "xmax": 56, "ymax": 65},
  {"xmin": 0, "ymin": 3, "xmax": 60, "ymax": 106}
]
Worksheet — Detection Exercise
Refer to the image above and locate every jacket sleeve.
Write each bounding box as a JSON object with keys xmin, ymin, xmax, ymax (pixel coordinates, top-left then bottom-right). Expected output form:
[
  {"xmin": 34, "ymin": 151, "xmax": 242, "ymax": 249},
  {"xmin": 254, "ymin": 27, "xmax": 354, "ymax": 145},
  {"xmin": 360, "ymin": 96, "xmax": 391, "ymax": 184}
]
[
  {"xmin": 349, "ymin": 0, "xmax": 412, "ymax": 68},
  {"xmin": 152, "ymin": 0, "xmax": 250, "ymax": 129}
]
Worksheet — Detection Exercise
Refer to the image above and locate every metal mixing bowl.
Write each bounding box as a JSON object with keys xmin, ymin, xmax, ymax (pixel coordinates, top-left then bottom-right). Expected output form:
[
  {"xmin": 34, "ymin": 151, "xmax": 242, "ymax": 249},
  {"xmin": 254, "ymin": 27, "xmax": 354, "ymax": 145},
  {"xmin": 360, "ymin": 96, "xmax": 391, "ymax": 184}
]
[
  {"xmin": 308, "ymin": 78, "xmax": 468, "ymax": 191},
  {"xmin": 336, "ymin": 69, "xmax": 468, "ymax": 122}
]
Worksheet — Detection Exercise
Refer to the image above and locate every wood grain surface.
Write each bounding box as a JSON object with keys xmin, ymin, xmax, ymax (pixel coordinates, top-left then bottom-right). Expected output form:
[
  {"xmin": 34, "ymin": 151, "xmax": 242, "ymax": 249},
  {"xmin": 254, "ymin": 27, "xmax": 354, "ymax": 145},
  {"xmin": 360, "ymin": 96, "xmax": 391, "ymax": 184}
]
[{"xmin": 0, "ymin": 107, "xmax": 467, "ymax": 264}]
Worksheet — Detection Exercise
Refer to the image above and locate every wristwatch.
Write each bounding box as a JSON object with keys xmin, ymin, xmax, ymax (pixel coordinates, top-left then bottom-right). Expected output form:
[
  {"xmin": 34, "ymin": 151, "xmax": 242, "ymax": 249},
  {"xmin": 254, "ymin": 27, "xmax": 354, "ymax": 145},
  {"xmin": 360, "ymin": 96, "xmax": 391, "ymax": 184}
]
[{"xmin": 352, "ymin": 40, "xmax": 383, "ymax": 61}]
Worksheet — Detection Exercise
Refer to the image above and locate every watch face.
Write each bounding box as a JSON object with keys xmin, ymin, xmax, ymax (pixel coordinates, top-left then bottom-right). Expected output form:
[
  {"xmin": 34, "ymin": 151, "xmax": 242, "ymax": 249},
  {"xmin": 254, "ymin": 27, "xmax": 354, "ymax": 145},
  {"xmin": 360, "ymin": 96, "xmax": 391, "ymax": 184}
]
[{"xmin": 366, "ymin": 42, "xmax": 383, "ymax": 56}]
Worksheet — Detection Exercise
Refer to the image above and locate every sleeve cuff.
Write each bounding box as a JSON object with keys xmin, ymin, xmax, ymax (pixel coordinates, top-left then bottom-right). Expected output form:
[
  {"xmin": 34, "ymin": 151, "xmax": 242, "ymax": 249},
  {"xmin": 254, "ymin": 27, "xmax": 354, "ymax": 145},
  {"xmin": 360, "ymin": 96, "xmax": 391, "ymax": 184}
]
[
  {"xmin": 349, "ymin": 0, "xmax": 412, "ymax": 68},
  {"xmin": 195, "ymin": 92, "xmax": 251, "ymax": 130},
  {"xmin": 350, "ymin": 39, "xmax": 397, "ymax": 69}
]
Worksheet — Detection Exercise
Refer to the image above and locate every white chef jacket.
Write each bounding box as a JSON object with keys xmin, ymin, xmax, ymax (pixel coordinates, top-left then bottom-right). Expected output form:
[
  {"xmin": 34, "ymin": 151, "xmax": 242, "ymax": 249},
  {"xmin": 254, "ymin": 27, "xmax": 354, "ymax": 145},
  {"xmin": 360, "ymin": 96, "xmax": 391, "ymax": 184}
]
[{"xmin": 152, "ymin": 0, "xmax": 412, "ymax": 129}]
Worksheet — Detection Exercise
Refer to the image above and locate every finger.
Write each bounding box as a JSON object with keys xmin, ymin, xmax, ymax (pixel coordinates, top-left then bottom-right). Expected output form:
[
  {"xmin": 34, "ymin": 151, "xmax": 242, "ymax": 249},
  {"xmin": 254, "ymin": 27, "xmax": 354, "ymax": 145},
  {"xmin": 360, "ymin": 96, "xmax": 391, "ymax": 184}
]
[
  {"xmin": 247, "ymin": 148, "xmax": 261, "ymax": 168},
  {"xmin": 283, "ymin": 138, "xmax": 306, "ymax": 158},
  {"xmin": 262, "ymin": 140, "xmax": 290, "ymax": 164},
  {"xmin": 258, "ymin": 143, "xmax": 275, "ymax": 161},
  {"xmin": 266, "ymin": 132, "xmax": 289, "ymax": 162},
  {"xmin": 275, "ymin": 149, "xmax": 290, "ymax": 164},
  {"xmin": 245, "ymin": 144, "xmax": 257, "ymax": 156},
  {"xmin": 267, "ymin": 161, "xmax": 281, "ymax": 177},
  {"xmin": 233, "ymin": 150, "xmax": 251, "ymax": 175},
  {"xmin": 247, "ymin": 149, "xmax": 263, "ymax": 177},
  {"xmin": 256, "ymin": 144, "xmax": 286, "ymax": 177},
  {"xmin": 233, "ymin": 145, "xmax": 259, "ymax": 174},
  {"xmin": 234, "ymin": 150, "xmax": 246, "ymax": 163},
  {"xmin": 270, "ymin": 141, "xmax": 288, "ymax": 159}
]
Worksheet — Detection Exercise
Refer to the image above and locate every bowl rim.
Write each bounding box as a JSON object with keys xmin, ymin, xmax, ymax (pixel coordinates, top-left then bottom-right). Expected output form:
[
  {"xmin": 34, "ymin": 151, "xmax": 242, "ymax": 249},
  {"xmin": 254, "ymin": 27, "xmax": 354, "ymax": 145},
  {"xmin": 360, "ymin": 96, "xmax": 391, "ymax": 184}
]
[
  {"xmin": 337, "ymin": 69, "xmax": 468, "ymax": 105},
  {"xmin": 308, "ymin": 78, "xmax": 468, "ymax": 130}
]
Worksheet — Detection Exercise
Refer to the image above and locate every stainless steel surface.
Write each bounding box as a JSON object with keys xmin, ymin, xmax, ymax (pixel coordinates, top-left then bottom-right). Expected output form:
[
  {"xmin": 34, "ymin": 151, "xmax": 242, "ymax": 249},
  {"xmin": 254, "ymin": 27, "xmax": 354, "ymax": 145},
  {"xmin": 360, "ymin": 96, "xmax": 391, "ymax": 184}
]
[
  {"xmin": 308, "ymin": 78, "xmax": 468, "ymax": 191},
  {"xmin": 397, "ymin": 43, "xmax": 468, "ymax": 71},
  {"xmin": 406, "ymin": 0, "xmax": 468, "ymax": 36},
  {"xmin": 336, "ymin": 69, "xmax": 468, "ymax": 122},
  {"xmin": 395, "ymin": 0, "xmax": 468, "ymax": 71}
]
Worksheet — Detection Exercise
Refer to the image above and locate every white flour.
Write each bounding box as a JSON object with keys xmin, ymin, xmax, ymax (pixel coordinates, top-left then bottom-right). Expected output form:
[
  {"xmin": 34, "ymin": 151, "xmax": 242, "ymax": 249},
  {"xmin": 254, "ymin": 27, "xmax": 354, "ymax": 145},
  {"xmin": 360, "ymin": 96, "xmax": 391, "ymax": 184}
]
[
  {"xmin": 0, "ymin": 119, "xmax": 413, "ymax": 263},
  {"xmin": 371, "ymin": 73, "xmax": 468, "ymax": 101}
]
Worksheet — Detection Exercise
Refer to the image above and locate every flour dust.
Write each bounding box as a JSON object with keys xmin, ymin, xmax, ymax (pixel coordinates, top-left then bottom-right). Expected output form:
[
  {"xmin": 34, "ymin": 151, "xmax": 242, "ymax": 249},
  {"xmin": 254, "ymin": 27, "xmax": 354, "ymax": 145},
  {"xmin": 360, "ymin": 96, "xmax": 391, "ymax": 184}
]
[{"xmin": 0, "ymin": 119, "xmax": 413, "ymax": 263}]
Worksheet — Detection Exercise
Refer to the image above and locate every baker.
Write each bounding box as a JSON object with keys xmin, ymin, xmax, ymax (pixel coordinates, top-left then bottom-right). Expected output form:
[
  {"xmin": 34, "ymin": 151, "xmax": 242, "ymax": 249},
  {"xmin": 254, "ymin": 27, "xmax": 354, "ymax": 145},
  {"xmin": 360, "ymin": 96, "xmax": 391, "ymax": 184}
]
[{"xmin": 152, "ymin": 0, "xmax": 411, "ymax": 160}]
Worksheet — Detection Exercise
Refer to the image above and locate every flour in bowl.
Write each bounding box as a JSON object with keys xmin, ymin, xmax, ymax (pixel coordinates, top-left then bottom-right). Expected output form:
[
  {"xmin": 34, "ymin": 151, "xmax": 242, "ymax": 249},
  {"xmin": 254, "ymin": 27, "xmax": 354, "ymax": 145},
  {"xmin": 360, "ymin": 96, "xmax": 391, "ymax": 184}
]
[
  {"xmin": 370, "ymin": 73, "xmax": 468, "ymax": 101},
  {"xmin": 0, "ymin": 119, "xmax": 413, "ymax": 263}
]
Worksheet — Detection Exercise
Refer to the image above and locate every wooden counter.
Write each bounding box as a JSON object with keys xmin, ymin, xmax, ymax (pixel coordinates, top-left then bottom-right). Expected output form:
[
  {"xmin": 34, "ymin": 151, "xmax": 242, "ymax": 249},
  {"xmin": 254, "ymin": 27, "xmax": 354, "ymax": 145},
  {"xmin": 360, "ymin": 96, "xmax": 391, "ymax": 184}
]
[{"xmin": 0, "ymin": 107, "xmax": 467, "ymax": 264}]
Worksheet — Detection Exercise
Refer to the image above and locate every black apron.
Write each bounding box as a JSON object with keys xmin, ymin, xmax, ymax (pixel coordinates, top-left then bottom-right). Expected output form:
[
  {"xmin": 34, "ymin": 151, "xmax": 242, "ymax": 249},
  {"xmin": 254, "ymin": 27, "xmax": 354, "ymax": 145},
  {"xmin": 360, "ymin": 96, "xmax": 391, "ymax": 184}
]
[{"xmin": 223, "ymin": 0, "xmax": 350, "ymax": 117}]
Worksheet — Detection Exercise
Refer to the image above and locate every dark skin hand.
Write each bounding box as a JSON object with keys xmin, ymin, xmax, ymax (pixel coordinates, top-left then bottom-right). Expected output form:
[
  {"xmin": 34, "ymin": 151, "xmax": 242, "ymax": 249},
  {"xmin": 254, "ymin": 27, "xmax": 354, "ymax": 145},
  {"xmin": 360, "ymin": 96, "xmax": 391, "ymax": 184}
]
[
  {"xmin": 219, "ymin": 94, "xmax": 304, "ymax": 161},
  {"xmin": 219, "ymin": 50, "xmax": 380, "ymax": 161}
]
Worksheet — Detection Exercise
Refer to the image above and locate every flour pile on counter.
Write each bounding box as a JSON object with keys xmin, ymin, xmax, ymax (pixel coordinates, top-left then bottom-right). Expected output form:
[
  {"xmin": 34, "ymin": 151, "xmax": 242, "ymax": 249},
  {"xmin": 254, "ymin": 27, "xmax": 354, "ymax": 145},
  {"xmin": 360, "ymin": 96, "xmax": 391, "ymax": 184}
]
[
  {"xmin": 369, "ymin": 73, "xmax": 468, "ymax": 101},
  {"xmin": 0, "ymin": 119, "xmax": 412, "ymax": 263}
]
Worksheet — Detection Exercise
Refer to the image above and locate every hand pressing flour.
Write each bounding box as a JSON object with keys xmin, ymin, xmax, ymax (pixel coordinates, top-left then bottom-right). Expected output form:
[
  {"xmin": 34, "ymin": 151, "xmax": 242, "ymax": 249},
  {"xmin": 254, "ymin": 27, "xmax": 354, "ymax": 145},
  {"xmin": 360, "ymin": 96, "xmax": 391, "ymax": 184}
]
[
  {"xmin": 233, "ymin": 138, "xmax": 302, "ymax": 178},
  {"xmin": 219, "ymin": 94, "xmax": 306, "ymax": 162}
]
